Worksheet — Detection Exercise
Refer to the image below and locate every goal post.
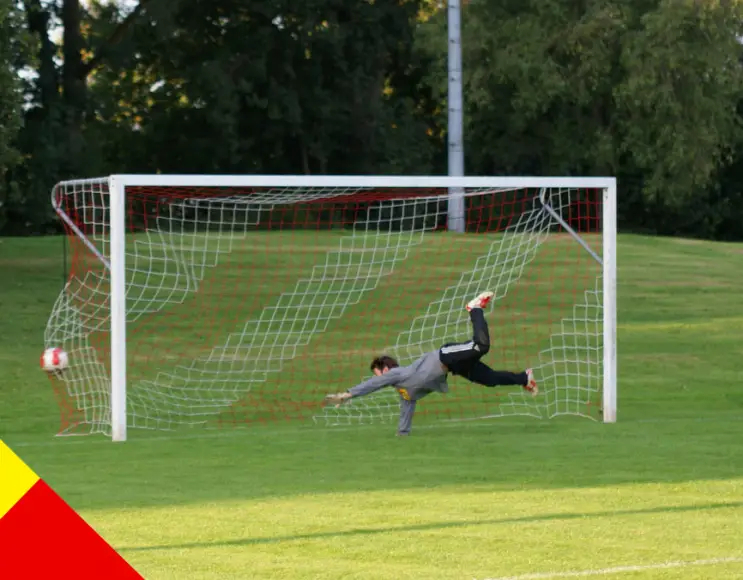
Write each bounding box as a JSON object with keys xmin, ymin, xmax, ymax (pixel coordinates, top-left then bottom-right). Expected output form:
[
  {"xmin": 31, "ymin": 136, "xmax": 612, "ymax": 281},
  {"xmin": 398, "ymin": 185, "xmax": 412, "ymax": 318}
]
[
  {"xmin": 109, "ymin": 175, "xmax": 127, "ymax": 442},
  {"xmin": 602, "ymin": 181, "xmax": 617, "ymax": 424},
  {"xmin": 46, "ymin": 175, "xmax": 617, "ymax": 441}
]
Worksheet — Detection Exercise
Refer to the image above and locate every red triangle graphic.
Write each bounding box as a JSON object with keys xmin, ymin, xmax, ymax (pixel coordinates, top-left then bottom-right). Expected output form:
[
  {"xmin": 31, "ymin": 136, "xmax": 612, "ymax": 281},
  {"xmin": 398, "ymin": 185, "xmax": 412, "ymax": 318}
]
[{"xmin": 0, "ymin": 479, "xmax": 143, "ymax": 579}]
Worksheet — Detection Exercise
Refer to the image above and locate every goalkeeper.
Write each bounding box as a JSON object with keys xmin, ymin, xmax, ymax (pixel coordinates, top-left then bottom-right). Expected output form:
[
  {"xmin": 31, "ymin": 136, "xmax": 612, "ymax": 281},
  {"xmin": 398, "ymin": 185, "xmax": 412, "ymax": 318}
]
[{"xmin": 324, "ymin": 291, "xmax": 538, "ymax": 436}]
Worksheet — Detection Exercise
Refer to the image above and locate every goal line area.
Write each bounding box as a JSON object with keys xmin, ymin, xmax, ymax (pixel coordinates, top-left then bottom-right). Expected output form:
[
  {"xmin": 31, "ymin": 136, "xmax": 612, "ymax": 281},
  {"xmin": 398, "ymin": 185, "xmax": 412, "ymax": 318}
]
[
  {"xmin": 43, "ymin": 176, "xmax": 616, "ymax": 440},
  {"xmin": 477, "ymin": 556, "xmax": 743, "ymax": 580}
]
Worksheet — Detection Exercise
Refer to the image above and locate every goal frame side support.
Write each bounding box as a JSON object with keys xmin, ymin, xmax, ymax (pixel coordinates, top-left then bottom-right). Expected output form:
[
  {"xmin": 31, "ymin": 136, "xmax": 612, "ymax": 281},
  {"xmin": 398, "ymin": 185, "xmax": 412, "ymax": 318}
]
[
  {"xmin": 109, "ymin": 176, "xmax": 127, "ymax": 442},
  {"xmin": 602, "ymin": 181, "xmax": 618, "ymax": 423},
  {"xmin": 88, "ymin": 174, "xmax": 617, "ymax": 441}
]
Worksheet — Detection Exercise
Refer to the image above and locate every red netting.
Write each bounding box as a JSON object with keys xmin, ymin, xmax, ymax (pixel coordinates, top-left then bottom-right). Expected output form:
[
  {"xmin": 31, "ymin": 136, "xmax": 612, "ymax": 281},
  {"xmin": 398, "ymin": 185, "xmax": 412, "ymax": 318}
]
[{"xmin": 46, "ymin": 184, "xmax": 603, "ymax": 436}]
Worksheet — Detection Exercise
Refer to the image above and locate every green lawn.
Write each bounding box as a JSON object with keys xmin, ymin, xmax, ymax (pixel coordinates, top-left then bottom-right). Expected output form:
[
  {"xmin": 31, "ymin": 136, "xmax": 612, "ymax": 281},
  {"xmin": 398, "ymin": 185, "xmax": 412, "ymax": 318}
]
[{"xmin": 1, "ymin": 233, "xmax": 742, "ymax": 579}]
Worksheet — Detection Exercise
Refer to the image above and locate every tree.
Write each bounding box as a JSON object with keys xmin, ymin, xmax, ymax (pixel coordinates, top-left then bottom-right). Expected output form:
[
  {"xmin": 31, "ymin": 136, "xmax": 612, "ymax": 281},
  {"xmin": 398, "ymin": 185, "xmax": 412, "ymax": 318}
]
[
  {"xmin": 87, "ymin": 0, "xmax": 434, "ymax": 176},
  {"xmin": 616, "ymin": 0, "xmax": 743, "ymax": 209},
  {"xmin": 6, "ymin": 0, "xmax": 743, "ymax": 239},
  {"xmin": 415, "ymin": 0, "xmax": 743, "ymax": 237},
  {"xmin": 0, "ymin": 0, "xmax": 153, "ymax": 235},
  {"xmin": 0, "ymin": 0, "xmax": 26, "ymax": 231},
  {"xmin": 417, "ymin": 0, "xmax": 630, "ymax": 175}
]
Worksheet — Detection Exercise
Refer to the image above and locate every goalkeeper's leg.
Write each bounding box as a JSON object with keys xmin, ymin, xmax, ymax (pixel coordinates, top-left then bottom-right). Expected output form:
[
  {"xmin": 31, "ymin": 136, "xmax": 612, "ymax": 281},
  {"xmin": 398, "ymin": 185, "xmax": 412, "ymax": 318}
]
[
  {"xmin": 462, "ymin": 362, "xmax": 538, "ymax": 395},
  {"xmin": 439, "ymin": 294, "xmax": 494, "ymax": 372},
  {"xmin": 439, "ymin": 291, "xmax": 538, "ymax": 395}
]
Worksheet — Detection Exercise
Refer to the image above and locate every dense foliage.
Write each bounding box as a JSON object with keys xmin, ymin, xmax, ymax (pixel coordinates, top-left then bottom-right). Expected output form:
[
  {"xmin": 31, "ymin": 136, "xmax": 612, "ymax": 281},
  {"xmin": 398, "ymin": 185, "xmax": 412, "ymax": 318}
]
[{"xmin": 2, "ymin": 0, "xmax": 743, "ymax": 238}]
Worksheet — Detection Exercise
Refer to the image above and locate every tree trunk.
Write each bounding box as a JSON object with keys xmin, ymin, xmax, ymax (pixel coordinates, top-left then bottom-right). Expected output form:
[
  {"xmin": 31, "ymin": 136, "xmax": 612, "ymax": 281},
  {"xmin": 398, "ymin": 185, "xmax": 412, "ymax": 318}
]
[
  {"xmin": 24, "ymin": 0, "xmax": 58, "ymax": 109},
  {"xmin": 62, "ymin": 0, "xmax": 86, "ymax": 173}
]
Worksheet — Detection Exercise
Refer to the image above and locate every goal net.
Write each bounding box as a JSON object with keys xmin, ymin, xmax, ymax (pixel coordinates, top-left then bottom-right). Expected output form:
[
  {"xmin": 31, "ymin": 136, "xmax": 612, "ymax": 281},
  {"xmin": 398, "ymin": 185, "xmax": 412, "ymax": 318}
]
[{"xmin": 44, "ymin": 176, "xmax": 616, "ymax": 439}]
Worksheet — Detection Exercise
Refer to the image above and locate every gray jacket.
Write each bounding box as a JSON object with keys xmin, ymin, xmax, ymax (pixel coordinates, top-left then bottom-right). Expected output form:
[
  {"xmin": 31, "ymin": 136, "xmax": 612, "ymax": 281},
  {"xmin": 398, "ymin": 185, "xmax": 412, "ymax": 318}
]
[
  {"xmin": 347, "ymin": 351, "xmax": 448, "ymax": 401},
  {"xmin": 347, "ymin": 351, "xmax": 448, "ymax": 435}
]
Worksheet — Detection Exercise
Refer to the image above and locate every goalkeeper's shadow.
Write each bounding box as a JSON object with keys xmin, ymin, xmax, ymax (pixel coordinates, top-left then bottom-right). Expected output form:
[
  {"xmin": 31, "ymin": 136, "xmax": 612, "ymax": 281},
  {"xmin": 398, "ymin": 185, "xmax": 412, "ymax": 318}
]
[{"xmin": 117, "ymin": 499, "xmax": 743, "ymax": 553}]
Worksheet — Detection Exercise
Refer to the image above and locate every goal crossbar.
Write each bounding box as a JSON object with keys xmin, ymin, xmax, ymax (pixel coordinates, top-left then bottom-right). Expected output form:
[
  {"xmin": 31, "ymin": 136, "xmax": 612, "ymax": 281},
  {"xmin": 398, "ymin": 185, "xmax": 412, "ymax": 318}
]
[{"xmin": 59, "ymin": 174, "xmax": 617, "ymax": 189}]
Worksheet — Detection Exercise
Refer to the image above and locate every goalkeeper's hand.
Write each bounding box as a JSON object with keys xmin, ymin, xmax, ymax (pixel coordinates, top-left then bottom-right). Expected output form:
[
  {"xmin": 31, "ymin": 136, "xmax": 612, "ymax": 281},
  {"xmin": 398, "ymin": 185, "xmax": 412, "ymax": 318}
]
[{"xmin": 324, "ymin": 392, "xmax": 352, "ymax": 408}]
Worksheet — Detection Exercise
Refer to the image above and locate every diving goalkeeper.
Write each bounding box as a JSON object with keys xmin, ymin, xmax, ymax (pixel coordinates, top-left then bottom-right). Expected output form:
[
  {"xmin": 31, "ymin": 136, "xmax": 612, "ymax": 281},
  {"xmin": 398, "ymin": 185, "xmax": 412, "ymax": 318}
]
[{"xmin": 324, "ymin": 291, "xmax": 538, "ymax": 436}]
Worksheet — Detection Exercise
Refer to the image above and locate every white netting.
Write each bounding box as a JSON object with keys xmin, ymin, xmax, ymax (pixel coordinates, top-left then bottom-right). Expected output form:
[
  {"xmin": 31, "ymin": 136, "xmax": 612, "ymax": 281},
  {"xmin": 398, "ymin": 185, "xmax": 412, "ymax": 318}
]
[
  {"xmin": 315, "ymin": 189, "xmax": 603, "ymax": 426},
  {"xmin": 45, "ymin": 180, "xmax": 604, "ymax": 435}
]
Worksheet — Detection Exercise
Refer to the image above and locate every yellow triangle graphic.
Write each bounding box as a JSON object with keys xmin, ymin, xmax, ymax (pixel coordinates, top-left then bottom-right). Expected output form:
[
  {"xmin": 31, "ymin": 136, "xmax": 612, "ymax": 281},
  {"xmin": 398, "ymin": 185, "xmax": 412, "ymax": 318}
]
[{"xmin": 0, "ymin": 440, "xmax": 41, "ymax": 520}]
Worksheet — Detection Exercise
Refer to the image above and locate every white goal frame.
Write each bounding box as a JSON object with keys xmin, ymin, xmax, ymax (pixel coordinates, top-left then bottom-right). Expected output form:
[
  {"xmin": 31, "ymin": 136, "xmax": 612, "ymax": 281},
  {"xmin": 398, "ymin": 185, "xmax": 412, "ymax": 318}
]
[{"xmin": 53, "ymin": 174, "xmax": 617, "ymax": 442}]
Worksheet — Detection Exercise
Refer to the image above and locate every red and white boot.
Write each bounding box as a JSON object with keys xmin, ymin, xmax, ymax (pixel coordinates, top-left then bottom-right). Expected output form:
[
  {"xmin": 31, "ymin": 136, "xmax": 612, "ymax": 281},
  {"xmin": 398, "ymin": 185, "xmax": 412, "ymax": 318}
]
[
  {"xmin": 524, "ymin": 368, "xmax": 538, "ymax": 396},
  {"xmin": 466, "ymin": 291, "xmax": 494, "ymax": 312}
]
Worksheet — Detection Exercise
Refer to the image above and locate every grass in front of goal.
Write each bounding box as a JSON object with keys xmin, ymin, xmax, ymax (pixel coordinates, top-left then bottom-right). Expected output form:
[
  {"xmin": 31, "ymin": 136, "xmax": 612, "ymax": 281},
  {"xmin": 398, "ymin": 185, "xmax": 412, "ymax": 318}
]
[{"xmin": 1, "ymin": 234, "xmax": 742, "ymax": 579}]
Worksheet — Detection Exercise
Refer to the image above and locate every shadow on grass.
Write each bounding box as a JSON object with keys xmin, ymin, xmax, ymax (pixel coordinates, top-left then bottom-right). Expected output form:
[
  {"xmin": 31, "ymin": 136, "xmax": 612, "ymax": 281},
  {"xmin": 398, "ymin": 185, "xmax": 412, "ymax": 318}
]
[{"xmin": 118, "ymin": 500, "xmax": 743, "ymax": 552}]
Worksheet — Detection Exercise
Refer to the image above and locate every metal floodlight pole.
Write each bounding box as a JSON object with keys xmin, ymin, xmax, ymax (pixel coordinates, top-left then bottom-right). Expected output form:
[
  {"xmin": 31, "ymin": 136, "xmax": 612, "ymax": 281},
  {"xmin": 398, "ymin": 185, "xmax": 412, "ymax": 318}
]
[{"xmin": 447, "ymin": 0, "xmax": 465, "ymax": 233}]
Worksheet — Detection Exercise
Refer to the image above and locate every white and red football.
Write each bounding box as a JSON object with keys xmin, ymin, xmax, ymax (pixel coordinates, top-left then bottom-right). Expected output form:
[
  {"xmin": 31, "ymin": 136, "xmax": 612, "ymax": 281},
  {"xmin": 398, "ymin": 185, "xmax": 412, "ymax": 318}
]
[{"xmin": 40, "ymin": 347, "xmax": 69, "ymax": 373}]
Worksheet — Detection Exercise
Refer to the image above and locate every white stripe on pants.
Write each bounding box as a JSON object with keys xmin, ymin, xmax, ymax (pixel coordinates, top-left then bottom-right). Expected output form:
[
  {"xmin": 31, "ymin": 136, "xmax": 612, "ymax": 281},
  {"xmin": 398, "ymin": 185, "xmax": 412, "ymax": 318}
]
[{"xmin": 440, "ymin": 341, "xmax": 476, "ymax": 354}]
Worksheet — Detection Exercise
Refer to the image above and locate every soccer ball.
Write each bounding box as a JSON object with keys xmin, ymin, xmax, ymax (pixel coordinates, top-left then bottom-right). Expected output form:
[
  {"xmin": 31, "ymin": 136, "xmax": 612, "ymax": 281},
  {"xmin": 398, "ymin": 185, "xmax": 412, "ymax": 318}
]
[{"xmin": 40, "ymin": 347, "xmax": 69, "ymax": 373}]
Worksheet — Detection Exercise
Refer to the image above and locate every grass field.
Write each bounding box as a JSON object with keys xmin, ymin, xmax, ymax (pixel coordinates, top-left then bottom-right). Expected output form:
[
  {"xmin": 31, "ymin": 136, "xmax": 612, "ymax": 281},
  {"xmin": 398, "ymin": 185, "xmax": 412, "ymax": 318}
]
[{"xmin": 1, "ymin": 233, "xmax": 742, "ymax": 579}]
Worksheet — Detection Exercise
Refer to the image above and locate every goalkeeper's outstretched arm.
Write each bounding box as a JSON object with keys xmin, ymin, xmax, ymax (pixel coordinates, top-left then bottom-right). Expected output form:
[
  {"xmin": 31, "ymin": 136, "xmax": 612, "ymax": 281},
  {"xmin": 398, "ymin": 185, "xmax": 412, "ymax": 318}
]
[
  {"xmin": 324, "ymin": 368, "xmax": 404, "ymax": 406},
  {"xmin": 325, "ymin": 370, "xmax": 418, "ymax": 436}
]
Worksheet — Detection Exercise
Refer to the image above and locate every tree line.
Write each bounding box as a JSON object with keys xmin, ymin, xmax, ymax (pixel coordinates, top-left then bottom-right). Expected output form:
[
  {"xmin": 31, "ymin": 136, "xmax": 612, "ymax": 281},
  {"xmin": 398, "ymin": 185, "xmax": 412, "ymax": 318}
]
[{"xmin": 1, "ymin": 0, "xmax": 743, "ymax": 239}]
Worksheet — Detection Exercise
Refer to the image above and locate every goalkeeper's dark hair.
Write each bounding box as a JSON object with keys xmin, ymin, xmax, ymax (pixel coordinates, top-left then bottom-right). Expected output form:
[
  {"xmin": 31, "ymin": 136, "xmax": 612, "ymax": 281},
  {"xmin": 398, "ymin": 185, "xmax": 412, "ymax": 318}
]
[{"xmin": 370, "ymin": 355, "xmax": 399, "ymax": 372}]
